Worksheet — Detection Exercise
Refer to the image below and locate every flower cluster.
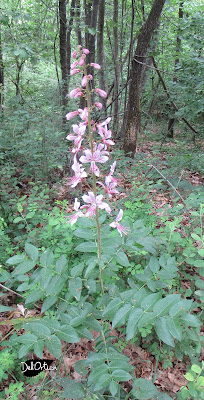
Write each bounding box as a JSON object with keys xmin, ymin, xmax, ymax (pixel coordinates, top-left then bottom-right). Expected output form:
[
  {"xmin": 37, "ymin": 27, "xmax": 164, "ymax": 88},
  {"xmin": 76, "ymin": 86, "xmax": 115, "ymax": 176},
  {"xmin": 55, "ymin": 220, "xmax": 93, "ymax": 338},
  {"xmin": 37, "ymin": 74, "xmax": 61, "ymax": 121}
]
[{"xmin": 66, "ymin": 46, "xmax": 129, "ymax": 237}]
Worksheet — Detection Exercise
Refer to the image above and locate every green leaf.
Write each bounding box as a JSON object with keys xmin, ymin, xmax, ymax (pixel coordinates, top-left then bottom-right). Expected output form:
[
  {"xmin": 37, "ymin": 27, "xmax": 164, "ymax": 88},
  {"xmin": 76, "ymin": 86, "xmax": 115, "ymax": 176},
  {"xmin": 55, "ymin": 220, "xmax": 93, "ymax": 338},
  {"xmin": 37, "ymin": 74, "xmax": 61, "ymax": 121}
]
[
  {"xmin": 24, "ymin": 322, "xmax": 51, "ymax": 338},
  {"xmin": 0, "ymin": 305, "xmax": 15, "ymax": 312},
  {"xmin": 137, "ymin": 312, "xmax": 155, "ymax": 328},
  {"xmin": 103, "ymin": 297, "xmax": 123, "ymax": 316},
  {"xmin": 154, "ymin": 317, "xmax": 174, "ymax": 347},
  {"xmin": 6, "ymin": 255, "xmax": 25, "ymax": 265},
  {"xmin": 40, "ymin": 249, "xmax": 54, "ymax": 267},
  {"xmin": 41, "ymin": 295, "xmax": 58, "ymax": 313},
  {"xmin": 19, "ymin": 344, "xmax": 34, "ymax": 358},
  {"xmin": 169, "ymin": 299, "xmax": 192, "ymax": 317},
  {"xmin": 25, "ymin": 289, "xmax": 44, "ymax": 304},
  {"xmin": 12, "ymin": 260, "xmax": 35, "ymax": 276},
  {"xmin": 153, "ymin": 294, "xmax": 181, "ymax": 316},
  {"xmin": 191, "ymin": 364, "xmax": 201, "ymax": 374},
  {"xmin": 57, "ymin": 325, "xmax": 80, "ymax": 343},
  {"xmin": 46, "ymin": 275, "xmax": 64, "ymax": 296},
  {"xmin": 15, "ymin": 333, "xmax": 37, "ymax": 344},
  {"xmin": 13, "ymin": 217, "xmax": 23, "ymax": 223},
  {"xmin": 94, "ymin": 374, "xmax": 112, "ymax": 391},
  {"xmin": 71, "ymin": 262, "xmax": 85, "ymax": 277},
  {"xmin": 149, "ymin": 256, "xmax": 160, "ymax": 273},
  {"xmin": 198, "ymin": 249, "xmax": 204, "ymax": 257},
  {"xmin": 132, "ymin": 378, "xmax": 158, "ymax": 399},
  {"xmin": 61, "ymin": 379, "xmax": 85, "ymax": 399},
  {"xmin": 34, "ymin": 339, "xmax": 44, "ymax": 359},
  {"xmin": 109, "ymin": 381, "xmax": 119, "ymax": 396},
  {"xmin": 25, "ymin": 243, "xmax": 39, "ymax": 262},
  {"xmin": 45, "ymin": 335, "xmax": 61, "ymax": 359},
  {"xmin": 193, "ymin": 259, "xmax": 204, "ymax": 268},
  {"xmin": 69, "ymin": 277, "xmax": 82, "ymax": 301},
  {"xmin": 180, "ymin": 313, "xmax": 202, "ymax": 327},
  {"xmin": 184, "ymin": 372, "xmax": 194, "ymax": 381},
  {"xmin": 166, "ymin": 316, "xmax": 182, "ymax": 341},
  {"xmin": 75, "ymin": 242, "xmax": 97, "ymax": 252},
  {"xmin": 126, "ymin": 308, "xmax": 143, "ymax": 340},
  {"xmin": 74, "ymin": 228, "xmax": 95, "ymax": 240},
  {"xmin": 76, "ymin": 327, "xmax": 94, "ymax": 341},
  {"xmin": 55, "ymin": 255, "xmax": 67, "ymax": 273},
  {"xmin": 112, "ymin": 369, "xmax": 132, "ymax": 382},
  {"xmin": 88, "ymin": 364, "xmax": 109, "ymax": 385},
  {"xmin": 141, "ymin": 292, "xmax": 161, "ymax": 310},
  {"xmin": 114, "ymin": 251, "xmax": 130, "ymax": 267},
  {"xmin": 112, "ymin": 303, "xmax": 132, "ymax": 329}
]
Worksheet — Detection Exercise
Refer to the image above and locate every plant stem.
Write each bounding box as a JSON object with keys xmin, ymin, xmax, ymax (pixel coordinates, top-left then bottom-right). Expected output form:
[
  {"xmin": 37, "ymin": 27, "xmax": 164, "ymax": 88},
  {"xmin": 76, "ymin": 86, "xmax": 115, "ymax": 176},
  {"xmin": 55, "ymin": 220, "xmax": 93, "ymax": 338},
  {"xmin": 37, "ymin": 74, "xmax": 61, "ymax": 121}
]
[{"xmin": 84, "ymin": 63, "xmax": 104, "ymax": 296}]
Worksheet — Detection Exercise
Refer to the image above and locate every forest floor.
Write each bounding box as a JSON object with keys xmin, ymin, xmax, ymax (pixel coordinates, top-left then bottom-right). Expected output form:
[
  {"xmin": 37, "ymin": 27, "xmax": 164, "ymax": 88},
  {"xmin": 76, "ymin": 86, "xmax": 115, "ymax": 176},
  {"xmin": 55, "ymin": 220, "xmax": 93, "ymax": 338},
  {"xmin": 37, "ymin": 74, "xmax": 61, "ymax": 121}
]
[{"xmin": 0, "ymin": 132, "xmax": 204, "ymax": 399}]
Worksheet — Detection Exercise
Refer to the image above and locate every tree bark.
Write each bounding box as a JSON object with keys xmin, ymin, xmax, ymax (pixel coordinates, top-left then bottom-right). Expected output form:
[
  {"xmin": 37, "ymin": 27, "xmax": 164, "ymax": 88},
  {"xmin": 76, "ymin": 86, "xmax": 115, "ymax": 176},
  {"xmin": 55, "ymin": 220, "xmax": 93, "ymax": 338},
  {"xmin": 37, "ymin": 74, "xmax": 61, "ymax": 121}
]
[
  {"xmin": 0, "ymin": 0, "xmax": 4, "ymax": 113},
  {"xmin": 59, "ymin": 0, "xmax": 68, "ymax": 107},
  {"xmin": 113, "ymin": 0, "xmax": 120, "ymax": 134},
  {"xmin": 97, "ymin": 0, "xmax": 106, "ymax": 111},
  {"xmin": 123, "ymin": 0, "xmax": 166, "ymax": 157},
  {"xmin": 67, "ymin": 0, "xmax": 76, "ymax": 94}
]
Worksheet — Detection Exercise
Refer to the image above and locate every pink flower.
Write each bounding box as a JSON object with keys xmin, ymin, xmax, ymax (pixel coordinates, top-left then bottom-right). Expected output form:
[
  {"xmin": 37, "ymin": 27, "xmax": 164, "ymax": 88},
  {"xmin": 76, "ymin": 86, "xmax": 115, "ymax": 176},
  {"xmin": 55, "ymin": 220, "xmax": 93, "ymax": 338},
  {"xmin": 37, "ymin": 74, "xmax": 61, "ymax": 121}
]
[
  {"xmin": 90, "ymin": 63, "xmax": 101, "ymax": 70},
  {"xmin": 68, "ymin": 157, "xmax": 87, "ymax": 188},
  {"xmin": 98, "ymin": 125, "xmax": 115, "ymax": 148},
  {"xmin": 97, "ymin": 181, "xmax": 119, "ymax": 198},
  {"xmin": 71, "ymin": 61, "xmax": 78, "ymax": 69},
  {"xmin": 80, "ymin": 145, "xmax": 109, "ymax": 165},
  {"xmin": 79, "ymin": 55, "xmax": 86, "ymax": 66},
  {"xmin": 78, "ymin": 107, "xmax": 89, "ymax": 121},
  {"xmin": 95, "ymin": 88, "xmax": 107, "ymax": 98},
  {"xmin": 70, "ymin": 68, "xmax": 81, "ymax": 76},
  {"xmin": 69, "ymin": 88, "xmax": 83, "ymax": 98},
  {"xmin": 72, "ymin": 50, "xmax": 77, "ymax": 59},
  {"xmin": 66, "ymin": 123, "xmax": 86, "ymax": 147},
  {"xmin": 94, "ymin": 102, "xmax": 103, "ymax": 110},
  {"xmin": 109, "ymin": 210, "xmax": 129, "ymax": 237},
  {"xmin": 82, "ymin": 192, "xmax": 111, "ymax": 217},
  {"xmin": 67, "ymin": 198, "xmax": 84, "ymax": 225},
  {"xmin": 81, "ymin": 75, "xmax": 88, "ymax": 87},
  {"xmin": 83, "ymin": 48, "xmax": 90, "ymax": 55},
  {"xmin": 105, "ymin": 161, "xmax": 118, "ymax": 185},
  {"xmin": 66, "ymin": 110, "xmax": 79, "ymax": 121}
]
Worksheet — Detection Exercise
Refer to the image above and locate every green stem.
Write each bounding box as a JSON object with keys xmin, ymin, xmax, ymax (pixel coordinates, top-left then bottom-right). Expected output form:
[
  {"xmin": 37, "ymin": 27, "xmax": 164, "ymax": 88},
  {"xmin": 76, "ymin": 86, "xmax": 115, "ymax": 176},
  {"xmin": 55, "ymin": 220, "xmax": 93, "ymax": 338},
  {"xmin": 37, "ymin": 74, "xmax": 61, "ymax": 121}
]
[{"xmin": 84, "ymin": 62, "xmax": 104, "ymax": 296}]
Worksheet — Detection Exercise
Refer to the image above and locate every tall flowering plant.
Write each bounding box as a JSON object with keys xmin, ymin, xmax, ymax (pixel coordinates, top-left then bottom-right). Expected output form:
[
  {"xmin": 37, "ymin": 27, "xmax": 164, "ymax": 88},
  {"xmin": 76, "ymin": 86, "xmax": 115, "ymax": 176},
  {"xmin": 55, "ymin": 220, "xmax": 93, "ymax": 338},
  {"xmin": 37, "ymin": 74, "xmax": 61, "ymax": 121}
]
[{"xmin": 66, "ymin": 46, "xmax": 129, "ymax": 294}]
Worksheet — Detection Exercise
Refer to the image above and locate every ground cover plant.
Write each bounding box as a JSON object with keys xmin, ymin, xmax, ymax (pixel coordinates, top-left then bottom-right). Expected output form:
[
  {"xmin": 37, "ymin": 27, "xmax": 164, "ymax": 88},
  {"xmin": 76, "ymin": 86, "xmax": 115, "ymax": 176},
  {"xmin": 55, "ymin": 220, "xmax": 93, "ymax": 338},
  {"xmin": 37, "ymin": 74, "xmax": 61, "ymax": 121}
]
[{"xmin": 0, "ymin": 42, "xmax": 204, "ymax": 400}]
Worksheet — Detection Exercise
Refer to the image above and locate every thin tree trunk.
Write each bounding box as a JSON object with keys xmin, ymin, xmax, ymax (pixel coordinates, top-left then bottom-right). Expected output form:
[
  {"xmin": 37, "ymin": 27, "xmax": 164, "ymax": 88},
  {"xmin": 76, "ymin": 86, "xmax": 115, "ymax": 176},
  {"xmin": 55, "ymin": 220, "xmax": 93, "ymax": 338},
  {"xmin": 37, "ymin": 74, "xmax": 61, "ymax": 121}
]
[
  {"xmin": 59, "ymin": 0, "xmax": 68, "ymax": 107},
  {"xmin": 113, "ymin": 0, "xmax": 120, "ymax": 134},
  {"xmin": 97, "ymin": 0, "xmax": 106, "ymax": 111},
  {"xmin": 123, "ymin": 0, "xmax": 165, "ymax": 157},
  {"xmin": 67, "ymin": 0, "xmax": 76, "ymax": 94},
  {"xmin": 167, "ymin": 1, "xmax": 183, "ymax": 138},
  {"xmin": 0, "ymin": 0, "xmax": 4, "ymax": 114},
  {"xmin": 75, "ymin": 0, "xmax": 83, "ymax": 46}
]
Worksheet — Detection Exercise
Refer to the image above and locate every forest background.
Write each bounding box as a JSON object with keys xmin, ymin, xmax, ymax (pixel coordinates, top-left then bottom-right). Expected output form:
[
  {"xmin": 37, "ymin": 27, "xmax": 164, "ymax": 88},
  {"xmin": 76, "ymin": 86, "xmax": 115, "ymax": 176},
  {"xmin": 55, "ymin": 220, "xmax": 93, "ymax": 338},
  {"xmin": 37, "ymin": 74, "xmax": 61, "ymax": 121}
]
[{"xmin": 0, "ymin": 0, "xmax": 204, "ymax": 399}]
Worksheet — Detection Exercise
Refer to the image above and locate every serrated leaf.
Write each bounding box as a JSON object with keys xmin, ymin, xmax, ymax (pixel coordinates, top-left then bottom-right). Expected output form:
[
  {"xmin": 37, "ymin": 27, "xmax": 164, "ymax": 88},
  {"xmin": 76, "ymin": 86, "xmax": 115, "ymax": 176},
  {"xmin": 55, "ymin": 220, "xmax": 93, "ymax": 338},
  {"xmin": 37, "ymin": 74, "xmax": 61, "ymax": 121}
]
[
  {"xmin": 126, "ymin": 308, "xmax": 143, "ymax": 340},
  {"xmin": 153, "ymin": 294, "xmax": 181, "ymax": 316},
  {"xmin": 25, "ymin": 289, "xmax": 44, "ymax": 304},
  {"xmin": 166, "ymin": 316, "xmax": 182, "ymax": 341},
  {"xmin": 61, "ymin": 379, "xmax": 85, "ymax": 399},
  {"xmin": 112, "ymin": 303, "xmax": 132, "ymax": 329},
  {"xmin": 45, "ymin": 335, "xmax": 61, "ymax": 359},
  {"xmin": 75, "ymin": 241, "xmax": 97, "ymax": 252},
  {"xmin": 112, "ymin": 369, "xmax": 132, "ymax": 382},
  {"xmin": 34, "ymin": 339, "xmax": 44, "ymax": 358},
  {"xmin": 46, "ymin": 275, "xmax": 64, "ymax": 296},
  {"xmin": 41, "ymin": 295, "xmax": 58, "ymax": 313},
  {"xmin": 6, "ymin": 254, "xmax": 25, "ymax": 265},
  {"xmin": 12, "ymin": 260, "xmax": 35, "ymax": 276},
  {"xmin": 57, "ymin": 325, "xmax": 80, "ymax": 343},
  {"xmin": 15, "ymin": 333, "xmax": 37, "ymax": 344},
  {"xmin": 114, "ymin": 251, "xmax": 130, "ymax": 267},
  {"xmin": 25, "ymin": 243, "xmax": 39, "ymax": 262},
  {"xmin": 154, "ymin": 317, "xmax": 174, "ymax": 347}
]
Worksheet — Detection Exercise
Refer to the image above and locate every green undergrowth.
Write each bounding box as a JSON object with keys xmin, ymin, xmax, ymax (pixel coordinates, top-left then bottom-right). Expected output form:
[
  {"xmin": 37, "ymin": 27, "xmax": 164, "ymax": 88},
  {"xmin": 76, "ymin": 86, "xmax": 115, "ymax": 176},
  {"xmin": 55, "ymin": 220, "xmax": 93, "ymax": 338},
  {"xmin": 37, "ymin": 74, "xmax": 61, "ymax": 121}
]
[{"xmin": 0, "ymin": 139, "xmax": 204, "ymax": 399}]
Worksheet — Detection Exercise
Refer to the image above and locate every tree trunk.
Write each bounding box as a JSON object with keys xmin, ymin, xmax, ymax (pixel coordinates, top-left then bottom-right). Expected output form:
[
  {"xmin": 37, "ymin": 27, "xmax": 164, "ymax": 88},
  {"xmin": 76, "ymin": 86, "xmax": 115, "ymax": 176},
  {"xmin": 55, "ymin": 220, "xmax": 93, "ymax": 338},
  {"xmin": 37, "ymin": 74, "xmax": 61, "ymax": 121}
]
[
  {"xmin": 167, "ymin": 1, "xmax": 183, "ymax": 138},
  {"xmin": 0, "ymin": 0, "xmax": 4, "ymax": 114},
  {"xmin": 97, "ymin": 0, "xmax": 106, "ymax": 111},
  {"xmin": 113, "ymin": 0, "xmax": 120, "ymax": 134},
  {"xmin": 67, "ymin": 0, "xmax": 76, "ymax": 94},
  {"xmin": 85, "ymin": 0, "xmax": 100, "ymax": 90},
  {"xmin": 75, "ymin": 0, "xmax": 83, "ymax": 46},
  {"xmin": 123, "ymin": 0, "xmax": 166, "ymax": 157},
  {"xmin": 59, "ymin": 0, "xmax": 68, "ymax": 107}
]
